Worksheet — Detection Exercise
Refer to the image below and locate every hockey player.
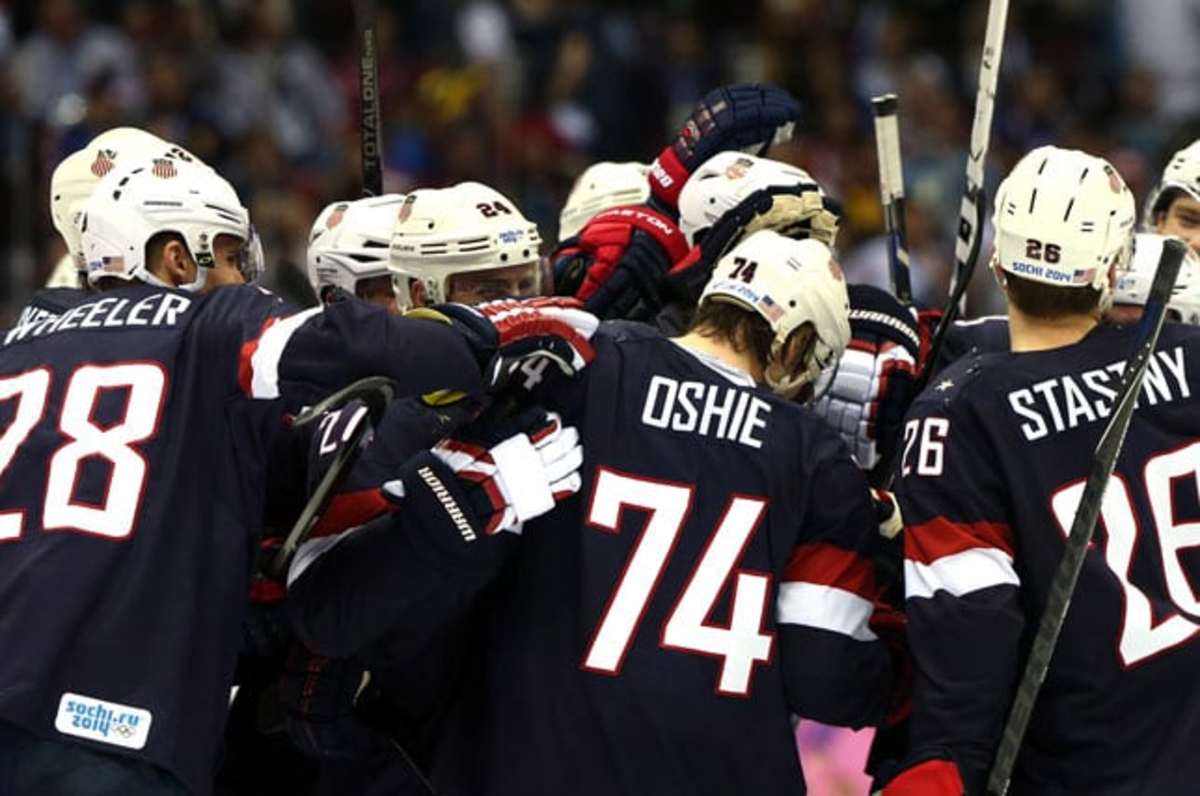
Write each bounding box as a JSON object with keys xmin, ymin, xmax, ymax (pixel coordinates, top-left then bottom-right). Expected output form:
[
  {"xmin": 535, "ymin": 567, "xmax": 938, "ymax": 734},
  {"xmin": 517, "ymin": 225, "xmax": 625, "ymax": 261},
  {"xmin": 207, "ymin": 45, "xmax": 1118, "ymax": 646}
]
[
  {"xmin": 1144, "ymin": 139, "xmax": 1200, "ymax": 253},
  {"xmin": 0, "ymin": 157, "xmax": 594, "ymax": 796},
  {"xmin": 883, "ymin": 146, "xmax": 1200, "ymax": 794},
  {"xmin": 395, "ymin": 230, "xmax": 899, "ymax": 795},
  {"xmin": 557, "ymin": 160, "xmax": 650, "ymax": 241},
  {"xmin": 16, "ymin": 128, "xmax": 210, "ymax": 329},
  {"xmin": 389, "ymin": 182, "xmax": 543, "ymax": 308},
  {"xmin": 307, "ymin": 194, "xmax": 408, "ymax": 312}
]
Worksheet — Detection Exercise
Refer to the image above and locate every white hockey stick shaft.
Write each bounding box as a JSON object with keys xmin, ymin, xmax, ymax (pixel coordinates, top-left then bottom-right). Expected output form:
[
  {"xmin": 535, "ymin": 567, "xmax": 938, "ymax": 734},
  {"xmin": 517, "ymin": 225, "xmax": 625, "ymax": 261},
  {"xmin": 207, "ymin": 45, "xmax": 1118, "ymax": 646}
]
[{"xmin": 950, "ymin": 0, "xmax": 1010, "ymax": 312}]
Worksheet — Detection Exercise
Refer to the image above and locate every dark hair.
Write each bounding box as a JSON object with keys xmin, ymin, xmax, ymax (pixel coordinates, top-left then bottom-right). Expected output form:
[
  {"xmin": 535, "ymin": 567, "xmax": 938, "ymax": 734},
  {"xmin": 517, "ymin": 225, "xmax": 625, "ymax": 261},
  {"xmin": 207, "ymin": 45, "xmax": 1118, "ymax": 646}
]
[
  {"xmin": 145, "ymin": 231, "xmax": 188, "ymax": 272},
  {"xmin": 688, "ymin": 299, "xmax": 774, "ymax": 366},
  {"xmin": 1004, "ymin": 271, "xmax": 1101, "ymax": 319}
]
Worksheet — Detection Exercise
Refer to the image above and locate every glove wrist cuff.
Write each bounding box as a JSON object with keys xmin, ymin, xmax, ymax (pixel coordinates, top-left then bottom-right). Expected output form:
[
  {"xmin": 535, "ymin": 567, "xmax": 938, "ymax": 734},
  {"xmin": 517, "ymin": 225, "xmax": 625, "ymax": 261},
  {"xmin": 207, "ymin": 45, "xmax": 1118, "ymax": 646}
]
[{"xmin": 649, "ymin": 145, "xmax": 690, "ymax": 210}]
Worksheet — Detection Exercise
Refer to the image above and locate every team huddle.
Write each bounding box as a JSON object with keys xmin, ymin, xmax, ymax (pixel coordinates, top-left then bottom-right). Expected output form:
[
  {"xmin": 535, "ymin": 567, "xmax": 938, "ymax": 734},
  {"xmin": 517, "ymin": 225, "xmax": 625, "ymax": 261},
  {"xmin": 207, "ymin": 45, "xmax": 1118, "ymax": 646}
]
[{"xmin": 1, "ymin": 77, "xmax": 1199, "ymax": 796}]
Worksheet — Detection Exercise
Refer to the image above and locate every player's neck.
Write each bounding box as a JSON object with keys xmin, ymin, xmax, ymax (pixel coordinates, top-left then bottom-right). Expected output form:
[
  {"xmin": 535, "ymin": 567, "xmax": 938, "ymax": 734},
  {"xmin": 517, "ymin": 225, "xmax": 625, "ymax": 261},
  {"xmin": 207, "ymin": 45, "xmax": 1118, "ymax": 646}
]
[
  {"xmin": 674, "ymin": 331, "xmax": 764, "ymax": 384},
  {"xmin": 1007, "ymin": 305, "xmax": 1100, "ymax": 353}
]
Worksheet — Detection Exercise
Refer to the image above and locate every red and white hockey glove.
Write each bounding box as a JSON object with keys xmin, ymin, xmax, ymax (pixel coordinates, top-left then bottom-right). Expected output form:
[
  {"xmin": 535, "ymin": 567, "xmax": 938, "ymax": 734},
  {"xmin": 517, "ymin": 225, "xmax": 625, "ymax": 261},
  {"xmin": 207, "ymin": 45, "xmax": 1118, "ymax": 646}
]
[
  {"xmin": 648, "ymin": 82, "xmax": 801, "ymax": 212},
  {"xmin": 410, "ymin": 409, "xmax": 583, "ymax": 536},
  {"xmin": 550, "ymin": 205, "xmax": 691, "ymax": 321},
  {"xmin": 422, "ymin": 298, "xmax": 598, "ymax": 395}
]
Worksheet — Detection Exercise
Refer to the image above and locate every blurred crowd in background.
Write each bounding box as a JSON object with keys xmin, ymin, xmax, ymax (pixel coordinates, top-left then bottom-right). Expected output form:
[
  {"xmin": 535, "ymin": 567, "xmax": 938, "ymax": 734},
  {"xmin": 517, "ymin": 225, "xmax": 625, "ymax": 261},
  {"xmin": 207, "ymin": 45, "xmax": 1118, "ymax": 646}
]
[
  {"xmin": 3, "ymin": 0, "xmax": 1200, "ymax": 326},
  {"xmin": 2, "ymin": 0, "xmax": 1198, "ymax": 790}
]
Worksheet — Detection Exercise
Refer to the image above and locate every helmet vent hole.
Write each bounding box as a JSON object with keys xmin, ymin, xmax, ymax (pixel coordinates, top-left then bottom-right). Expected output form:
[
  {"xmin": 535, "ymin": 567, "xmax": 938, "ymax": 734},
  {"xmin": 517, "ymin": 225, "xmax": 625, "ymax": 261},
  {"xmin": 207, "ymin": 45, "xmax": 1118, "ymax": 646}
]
[
  {"xmin": 789, "ymin": 300, "xmax": 797, "ymax": 307},
  {"xmin": 501, "ymin": 254, "xmax": 509, "ymax": 262},
  {"xmin": 427, "ymin": 222, "xmax": 434, "ymax": 230}
]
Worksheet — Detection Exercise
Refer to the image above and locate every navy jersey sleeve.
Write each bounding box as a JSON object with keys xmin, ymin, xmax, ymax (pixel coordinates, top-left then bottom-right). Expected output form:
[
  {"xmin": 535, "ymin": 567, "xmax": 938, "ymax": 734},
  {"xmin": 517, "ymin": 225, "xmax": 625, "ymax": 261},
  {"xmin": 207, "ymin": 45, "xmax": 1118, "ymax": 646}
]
[
  {"xmin": 895, "ymin": 385, "xmax": 1024, "ymax": 792},
  {"xmin": 286, "ymin": 452, "xmax": 514, "ymax": 658},
  {"xmin": 209, "ymin": 288, "xmax": 485, "ymax": 408},
  {"xmin": 776, "ymin": 427, "xmax": 894, "ymax": 728}
]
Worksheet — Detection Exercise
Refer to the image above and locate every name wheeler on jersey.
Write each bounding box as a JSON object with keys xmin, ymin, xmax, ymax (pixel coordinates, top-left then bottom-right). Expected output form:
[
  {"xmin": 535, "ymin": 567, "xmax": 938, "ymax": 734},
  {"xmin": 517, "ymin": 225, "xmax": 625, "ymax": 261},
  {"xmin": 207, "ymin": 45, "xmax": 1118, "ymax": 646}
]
[{"xmin": 0, "ymin": 283, "xmax": 484, "ymax": 795}]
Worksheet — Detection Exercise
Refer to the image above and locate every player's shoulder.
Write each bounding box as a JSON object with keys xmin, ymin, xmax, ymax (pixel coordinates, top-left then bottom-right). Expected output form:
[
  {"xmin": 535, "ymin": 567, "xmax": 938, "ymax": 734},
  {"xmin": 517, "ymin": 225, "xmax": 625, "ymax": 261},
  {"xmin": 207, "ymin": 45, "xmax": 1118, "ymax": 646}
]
[
  {"xmin": 188, "ymin": 284, "xmax": 292, "ymax": 330},
  {"xmin": 910, "ymin": 347, "xmax": 1009, "ymax": 422},
  {"xmin": 594, "ymin": 318, "xmax": 664, "ymax": 347}
]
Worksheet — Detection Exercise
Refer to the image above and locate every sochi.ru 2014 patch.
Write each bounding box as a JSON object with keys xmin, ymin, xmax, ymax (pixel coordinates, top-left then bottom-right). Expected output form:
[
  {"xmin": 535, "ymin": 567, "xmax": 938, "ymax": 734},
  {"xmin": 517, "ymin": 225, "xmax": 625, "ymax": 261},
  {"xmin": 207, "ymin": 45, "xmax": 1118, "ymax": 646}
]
[{"xmin": 55, "ymin": 691, "xmax": 152, "ymax": 750}]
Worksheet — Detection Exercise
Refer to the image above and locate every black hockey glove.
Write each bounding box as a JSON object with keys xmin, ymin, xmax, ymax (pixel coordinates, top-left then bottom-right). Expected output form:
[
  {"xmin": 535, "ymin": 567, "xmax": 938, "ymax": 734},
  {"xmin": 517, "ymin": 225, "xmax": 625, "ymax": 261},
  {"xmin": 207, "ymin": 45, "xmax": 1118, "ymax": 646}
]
[
  {"xmin": 648, "ymin": 82, "xmax": 801, "ymax": 213},
  {"xmin": 550, "ymin": 205, "xmax": 691, "ymax": 321}
]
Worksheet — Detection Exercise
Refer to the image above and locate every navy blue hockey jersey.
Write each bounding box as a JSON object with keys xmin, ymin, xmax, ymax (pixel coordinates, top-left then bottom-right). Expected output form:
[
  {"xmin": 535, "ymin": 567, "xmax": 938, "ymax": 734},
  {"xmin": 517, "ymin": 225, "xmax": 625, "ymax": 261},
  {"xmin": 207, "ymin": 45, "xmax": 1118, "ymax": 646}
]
[
  {"xmin": 428, "ymin": 322, "xmax": 894, "ymax": 796},
  {"xmin": 0, "ymin": 283, "xmax": 483, "ymax": 794},
  {"xmin": 897, "ymin": 321, "xmax": 1200, "ymax": 794}
]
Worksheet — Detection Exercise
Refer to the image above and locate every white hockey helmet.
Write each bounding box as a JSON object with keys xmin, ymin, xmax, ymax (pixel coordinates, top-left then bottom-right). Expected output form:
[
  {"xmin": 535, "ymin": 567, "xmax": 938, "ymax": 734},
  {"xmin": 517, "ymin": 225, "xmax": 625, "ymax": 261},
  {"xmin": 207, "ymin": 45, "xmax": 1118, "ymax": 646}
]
[
  {"xmin": 1113, "ymin": 232, "xmax": 1200, "ymax": 325},
  {"xmin": 50, "ymin": 127, "xmax": 206, "ymax": 275},
  {"xmin": 558, "ymin": 161, "xmax": 650, "ymax": 240},
  {"xmin": 678, "ymin": 151, "xmax": 839, "ymax": 249},
  {"xmin": 993, "ymin": 146, "xmax": 1135, "ymax": 299},
  {"xmin": 699, "ymin": 229, "xmax": 850, "ymax": 398},
  {"xmin": 1143, "ymin": 140, "xmax": 1200, "ymax": 229},
  {"xmin": 307, "ymin": 194, "xmax": 407, "ymax": 300},
  {"xmin": 389, "ymin": 181, "xmax": 542, "ymax": 304},
  {"xmin": 80, "ymin": 157, "xmax": 257, "ymax": 292}
]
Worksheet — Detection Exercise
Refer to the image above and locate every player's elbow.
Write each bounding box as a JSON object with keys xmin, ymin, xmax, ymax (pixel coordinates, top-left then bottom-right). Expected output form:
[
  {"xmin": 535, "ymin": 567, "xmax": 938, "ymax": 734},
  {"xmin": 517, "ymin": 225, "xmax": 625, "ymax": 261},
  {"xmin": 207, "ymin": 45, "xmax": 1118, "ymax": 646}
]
[
  {"xmin": 781, "ymin": 629, "xmax": 892, "ymax": 728},
  {"xmin": 286, "ymin": 576, "xmax": 366, "ymax": 659}
]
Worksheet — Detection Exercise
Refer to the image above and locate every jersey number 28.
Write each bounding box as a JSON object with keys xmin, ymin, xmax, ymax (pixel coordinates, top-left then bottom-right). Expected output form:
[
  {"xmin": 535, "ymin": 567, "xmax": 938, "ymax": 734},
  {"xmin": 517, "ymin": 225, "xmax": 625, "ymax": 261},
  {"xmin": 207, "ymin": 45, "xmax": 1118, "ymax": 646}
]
[
  {"xmin": 580, "ymin": 467, "xmax": 774, "ymax": 697},
  {"xmin": 0, "ymin": 363, "xmax": 166, "ymax": 541}
]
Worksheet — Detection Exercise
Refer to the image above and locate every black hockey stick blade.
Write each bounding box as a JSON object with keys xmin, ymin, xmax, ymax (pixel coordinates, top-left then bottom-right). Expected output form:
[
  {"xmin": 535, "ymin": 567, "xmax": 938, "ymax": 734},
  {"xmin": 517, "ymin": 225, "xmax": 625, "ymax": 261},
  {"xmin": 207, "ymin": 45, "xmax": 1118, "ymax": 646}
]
[
  {"xmin": 267, "ymin": 376, "xmax": 397, "ymax": 580},
  {"xmin": 354, "ymin": 0, "xmax": 383, "ymax": 197},
  {"xmin": 985, "ymin": 237, "xmax": 1186, "ymax": 796},
  {"xmin": 872, "ymin": 93, "xmax": 913, "ymax": 305}
]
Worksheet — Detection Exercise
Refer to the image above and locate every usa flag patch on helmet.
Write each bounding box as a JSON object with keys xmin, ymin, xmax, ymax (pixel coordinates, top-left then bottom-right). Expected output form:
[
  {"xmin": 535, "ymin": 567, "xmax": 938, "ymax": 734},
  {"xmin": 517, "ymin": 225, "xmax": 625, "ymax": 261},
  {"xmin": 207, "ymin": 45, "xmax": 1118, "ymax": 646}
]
[
  {"xmin": 151, "ymin": 158, "xmax": 177, "ymax": 179},
  {"xmin": 91, "ymin": 150, "xmax": 116, "ymax": 177}
]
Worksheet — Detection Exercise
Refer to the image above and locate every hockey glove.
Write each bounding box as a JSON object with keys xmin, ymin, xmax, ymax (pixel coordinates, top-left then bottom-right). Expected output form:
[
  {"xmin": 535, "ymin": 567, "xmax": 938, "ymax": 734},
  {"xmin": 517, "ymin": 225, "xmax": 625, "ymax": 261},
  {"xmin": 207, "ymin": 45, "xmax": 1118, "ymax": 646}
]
[
  {"xmin": 648, "ymin": 82, "xmax": 801, "ymax": 212},
  {"xmin": 812, "ymin": 285, "xmax": 920, "ymax": 481},
  {"xmin": 880, "ymin": 755, "xmax": 965, "ymax": 796},
  {"xmin": 550, "ymin": 205, "xmax": 691, "ymax": 321},
  {"xmin": 387, "ymin": 408, "xmax": 583, "ymax": 537},
  {"xmin": 414, "ymin": 298, "xmax": 598, "ymax": 397}
]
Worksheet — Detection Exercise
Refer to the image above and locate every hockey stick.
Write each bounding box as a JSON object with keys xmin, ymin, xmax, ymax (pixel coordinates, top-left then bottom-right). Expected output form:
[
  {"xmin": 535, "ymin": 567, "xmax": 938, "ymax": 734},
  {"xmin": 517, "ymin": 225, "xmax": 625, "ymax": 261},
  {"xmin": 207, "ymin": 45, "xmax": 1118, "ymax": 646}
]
[
  {"xmin": 872, "ymin": 94, "xmax": 912, "ymax": 306},
  {"xmin": 910, "ymin": 0, "xmax": 1009, "ymax": 397},
  {"xmin": 948, "ymin": 0, "xmax": 1009, "ymax": 315},
  {"xmin": 267, "ymin": 376, "xmax": 397, "ymax": 580},
  {"xmin": 354, "ymin": 0, "xmax": 383, "ymax": 197},
  {"xmin": 985, "ymin": 237, "xmax": 1187, "ymax": 796}
]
